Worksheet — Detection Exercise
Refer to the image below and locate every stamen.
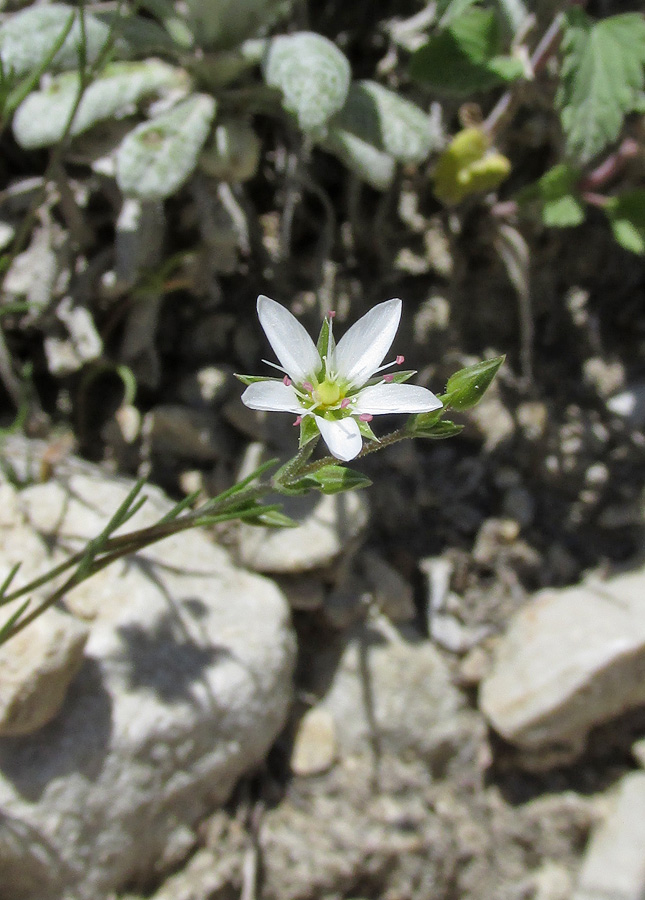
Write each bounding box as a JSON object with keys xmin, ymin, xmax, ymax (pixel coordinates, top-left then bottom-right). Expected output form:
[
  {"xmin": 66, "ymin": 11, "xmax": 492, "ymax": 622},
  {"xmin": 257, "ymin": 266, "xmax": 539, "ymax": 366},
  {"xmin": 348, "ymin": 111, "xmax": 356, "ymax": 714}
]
[
  {"xmin": 283, "ymin": 375, "xmax": 292, "ymax": 386},
  {"xmin": 383, "ymin": 374, "xmax": 394, "ymax": 383},
  {"xmin": 340, "ymin": 398, "xmax": 351, "ymax": 408},
  {"xmin": 303, "ymin": 381, "xmax": 314, "ymax": 392},
  {"xmin": 372, "ymin": 355, "xmax": 407, "ymax": 376},
  {"xmin": 293, "ymin": 416, "xmax": 303, "ymax": 427},
  {"xmin": 359, "ymin": 413, "xmax": 373, "ymax": 422},
  {"xmin": 326, "ymin": 314, "xmax": 335, "ymax": 374},
  {"xmin": 262, "ymin": 358, "xmax": 288, "ymax": 375}
]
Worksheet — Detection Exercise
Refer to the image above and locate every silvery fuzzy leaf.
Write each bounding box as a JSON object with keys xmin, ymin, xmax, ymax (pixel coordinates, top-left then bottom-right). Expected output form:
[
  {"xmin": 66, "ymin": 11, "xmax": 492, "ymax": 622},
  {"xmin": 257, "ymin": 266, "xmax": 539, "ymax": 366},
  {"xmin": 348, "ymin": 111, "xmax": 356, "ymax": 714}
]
[
  {"xmin": 0, "ymin": 3, "xmax": 110, "ymax": 78},
  {"xmin": 199, "ymin": 118, "xmax": 261, "ymax": 182},
  {"xmin": 263, "ymin": 31, "xmax": 350, "ymax": 134},
  {"xmin": 332, "ymin": 80, "xmax": 439, "ymax": 165},
  {"xmin": 185, "ymin": 0, "xmax": 291, "ymax": 49},
  {"xmin": 13, "ymin": 60, "xmax": 186, "ymax": 150},
  {"xmin": 321, "ymin": 128, "xmax": 395, "ymax": 191},
  {"xmin": 116, "ymin": 94, "xmax": 217, "ymax": 200}
]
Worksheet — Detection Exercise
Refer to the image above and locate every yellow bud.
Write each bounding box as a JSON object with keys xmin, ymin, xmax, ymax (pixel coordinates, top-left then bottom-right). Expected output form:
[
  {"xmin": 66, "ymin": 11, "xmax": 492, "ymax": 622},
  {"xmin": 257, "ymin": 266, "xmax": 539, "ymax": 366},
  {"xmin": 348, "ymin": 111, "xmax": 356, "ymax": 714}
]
[{"xmin": 433, "ymin": 127, "xmax": 511, "ymax": 206}]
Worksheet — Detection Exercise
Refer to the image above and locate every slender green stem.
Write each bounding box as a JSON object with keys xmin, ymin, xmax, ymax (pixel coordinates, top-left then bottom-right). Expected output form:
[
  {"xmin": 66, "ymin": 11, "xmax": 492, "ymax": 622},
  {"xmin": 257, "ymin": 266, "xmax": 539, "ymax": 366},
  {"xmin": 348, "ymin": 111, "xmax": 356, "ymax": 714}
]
[{"xmin": 292, "ymin": 427, "xmax": 409, "ymax": 479}]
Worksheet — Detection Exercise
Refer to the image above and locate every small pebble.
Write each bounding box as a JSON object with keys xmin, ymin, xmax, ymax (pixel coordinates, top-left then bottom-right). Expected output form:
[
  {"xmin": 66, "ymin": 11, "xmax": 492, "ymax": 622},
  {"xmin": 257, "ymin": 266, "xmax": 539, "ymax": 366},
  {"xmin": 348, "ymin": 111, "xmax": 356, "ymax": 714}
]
[{"xmin": 291, "ymin": 707, "xmax": 337, "ymax": 776}]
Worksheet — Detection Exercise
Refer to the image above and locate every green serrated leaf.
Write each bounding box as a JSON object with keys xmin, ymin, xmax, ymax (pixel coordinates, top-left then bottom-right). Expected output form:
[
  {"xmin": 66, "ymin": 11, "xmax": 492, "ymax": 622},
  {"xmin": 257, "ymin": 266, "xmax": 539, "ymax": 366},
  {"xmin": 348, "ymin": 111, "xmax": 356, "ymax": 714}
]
[
  {"xmin": 299, "ymin": 415, "xmax": 320, "ymax": 448},
  {"xmin": 410, "ymin": 6, "xmax": 524, "ymax": 97},
  {"xmin": 443, "ymin": 356, "xmax": 505, "ymax": 410},
  {"xmin": 557, "ymin": 10, "xmax": 645, "ymax": 164},
  {"xmin": 263, "ymin": 31, "xmax": 350, "ymax": 134},
  {"xmin": 116, "ymin": 94, "xmax": 217, "ymax": 200},
  {"xmin": 330, "ymin": 80, "xmax": 439, "ymax": 165},
  {"xmin": 13, "ymin": 60, "xmax": 185, "ymax": 149},
  {"xmin": 605, "ymin": 189, "xmax": 645, "ymax": 255}
]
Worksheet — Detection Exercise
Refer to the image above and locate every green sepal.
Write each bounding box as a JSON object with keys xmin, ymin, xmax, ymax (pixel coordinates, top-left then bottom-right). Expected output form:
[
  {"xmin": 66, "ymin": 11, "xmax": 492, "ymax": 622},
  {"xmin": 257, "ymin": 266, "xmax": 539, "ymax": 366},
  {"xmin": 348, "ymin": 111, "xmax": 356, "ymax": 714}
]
[
  {"xmin": 288, "ymin": 464, "xmax": 372, "ymax": 495},
  {"xmin": 364, "ymin": 370, "xmax": 416, "ymax": 387},
  {"xmin": 299, "ymin": 415, "xmax": 319, "ymax": 448},
  {"xmin": 357, "ymin": 418, "xmax": 379, "ymax": 442},
  {"xmin": 441, "ymin": 356, "xmax": 504, "ymax": 410},
  {"xmin": 412, "ymin": 420, "xmax": 464, "ymax": 440},
  {"xmin": 406, "ymin": 406, "xmax": 444, "ymax": 435},
  {"xmin": 316, "ymin": 317, "xmax": 336, "ymax": 369},
  {"xmin": 234, "ymin": 373, "xmax": 279, "ymax": 386}
]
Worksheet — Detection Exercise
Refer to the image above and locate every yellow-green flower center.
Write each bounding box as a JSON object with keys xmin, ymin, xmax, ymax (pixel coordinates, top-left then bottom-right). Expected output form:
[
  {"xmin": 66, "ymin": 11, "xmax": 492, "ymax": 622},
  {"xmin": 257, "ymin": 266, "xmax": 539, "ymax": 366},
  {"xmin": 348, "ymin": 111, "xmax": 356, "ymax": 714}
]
[{"xmin": 316, "ymin": 379, "xmax": 342, "ymax": 407}]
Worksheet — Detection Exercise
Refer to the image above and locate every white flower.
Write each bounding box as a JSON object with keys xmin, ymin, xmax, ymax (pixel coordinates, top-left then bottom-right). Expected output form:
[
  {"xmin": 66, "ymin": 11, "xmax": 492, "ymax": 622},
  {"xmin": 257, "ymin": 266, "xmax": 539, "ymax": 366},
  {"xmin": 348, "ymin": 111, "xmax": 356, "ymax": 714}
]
[{"xmin": 239, "ymin": 295, "xmax": 442, "ymax": 461}]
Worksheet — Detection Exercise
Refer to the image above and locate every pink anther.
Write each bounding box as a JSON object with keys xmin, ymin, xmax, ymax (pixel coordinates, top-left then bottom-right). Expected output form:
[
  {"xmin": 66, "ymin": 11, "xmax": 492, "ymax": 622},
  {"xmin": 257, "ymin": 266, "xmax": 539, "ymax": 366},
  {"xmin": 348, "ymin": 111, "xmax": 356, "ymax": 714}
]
[
  {"xmin": 383, "ymin": 374, "xmax": 394, "ymax": 383},
  {"xmin": 340, "ymin": 398, "xmax": 351, "ymax": 408},
  {"xmin": 328, "ymin": 310, "xmax": 336, "ymax": 319},
  {"xmin": 293, "ymin": 416, "xmax": 303, "ymax": 427},
  {"xmin": 283, "ymin": 375, "xmax": 292, "ymax": 386},
  {"xmin": 359, "ymin": 413, "xmax": 373, "ymax": 422},
  {"xmin": 303, "ymin": 381, "xmax": 314, "ymax": 392},
  {"xmin": 396, "ymin": 355, "xmax": 404, "ymax": 365}
]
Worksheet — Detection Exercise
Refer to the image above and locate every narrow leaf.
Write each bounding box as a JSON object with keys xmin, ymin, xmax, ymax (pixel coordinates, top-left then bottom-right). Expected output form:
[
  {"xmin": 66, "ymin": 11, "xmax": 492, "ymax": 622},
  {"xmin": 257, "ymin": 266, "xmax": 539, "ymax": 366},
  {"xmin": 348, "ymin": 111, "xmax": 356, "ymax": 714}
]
[
  {"xmin": 290, "ymin": 464, "xmax": 372, "ymax": 495},
  {"xmin": 246, "ymin": 508, "xmax": 299, "ymax": 528},
  {"xmin": 413, "ymin": 419, "xmax": 464, "ymax": 439},
  {"xmin": 0, "ymin": 599, "xmax": 30, "ymax": 645}
]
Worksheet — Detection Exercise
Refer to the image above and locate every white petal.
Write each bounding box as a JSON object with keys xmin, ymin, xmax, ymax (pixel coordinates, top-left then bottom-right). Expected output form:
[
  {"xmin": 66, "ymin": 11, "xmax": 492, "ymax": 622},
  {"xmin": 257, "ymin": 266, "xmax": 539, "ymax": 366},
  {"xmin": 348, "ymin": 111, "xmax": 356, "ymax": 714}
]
[
  {"xmin": 315, "ymin": 415, "xmax": 363, "ymax": 461},
  {"xmin": 334, "ymin": 298, "xmax": 402, "ymax": 387},
  {"xmin": 352, "ymin": 383, "xmax": 443, "ymax": 414},
  {"xmin": 241, "ymin": 380, "xmax": 302, "ymax": 413},
  {"xmin": 257, "ymin": 295, "xmax": 321, "ymax": 383}
]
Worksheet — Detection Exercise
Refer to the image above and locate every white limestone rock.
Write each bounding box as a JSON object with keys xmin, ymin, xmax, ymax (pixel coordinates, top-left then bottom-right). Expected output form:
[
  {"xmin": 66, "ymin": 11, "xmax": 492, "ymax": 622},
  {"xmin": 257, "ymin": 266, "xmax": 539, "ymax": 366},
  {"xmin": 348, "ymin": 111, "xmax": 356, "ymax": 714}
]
[
  {"xmin": 320, "ymin": 623, "xmax": 481, "ymax": 774},
  {"xmin": 0, "ymin": 467, "xmax": 296, "ymax": 900},
  {"xmin": 573, "ymin": 772, "xmax": 645, "ymax": 900},
  {"xmin": 0, "ymin": 606, "xmax": 88, "ymax": 736},
  {"xmin": 480, "ymin": 567, "xmax": 645, "ymax": 762},
  {"xmin": 237, "ymin": 491, "xmax": 369, "ymax": 574}
]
